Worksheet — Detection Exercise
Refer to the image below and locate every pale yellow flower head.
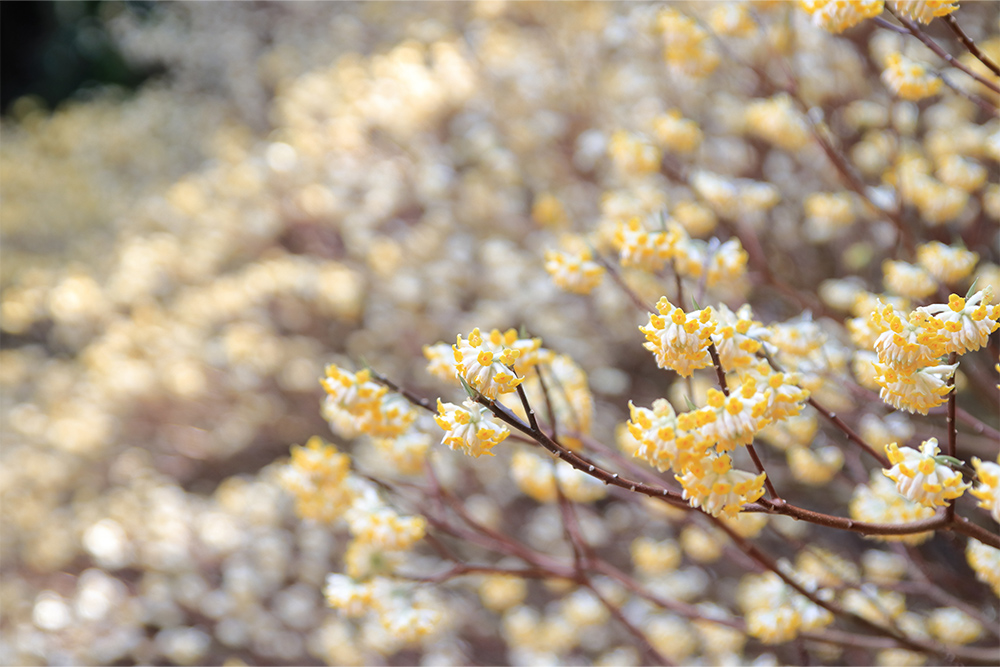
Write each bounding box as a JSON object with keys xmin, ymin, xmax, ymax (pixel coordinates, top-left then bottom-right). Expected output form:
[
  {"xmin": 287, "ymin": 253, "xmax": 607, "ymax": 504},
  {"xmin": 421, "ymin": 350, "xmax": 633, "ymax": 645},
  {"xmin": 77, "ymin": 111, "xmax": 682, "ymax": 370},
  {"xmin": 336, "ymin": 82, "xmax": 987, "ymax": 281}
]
[
  {"xmin": 800, "ymin": 0, "xmax": 884, "ymax": 33},
  {"xmin": 883, "ymin": 438, "xmax": 970, "ymax": 508}
]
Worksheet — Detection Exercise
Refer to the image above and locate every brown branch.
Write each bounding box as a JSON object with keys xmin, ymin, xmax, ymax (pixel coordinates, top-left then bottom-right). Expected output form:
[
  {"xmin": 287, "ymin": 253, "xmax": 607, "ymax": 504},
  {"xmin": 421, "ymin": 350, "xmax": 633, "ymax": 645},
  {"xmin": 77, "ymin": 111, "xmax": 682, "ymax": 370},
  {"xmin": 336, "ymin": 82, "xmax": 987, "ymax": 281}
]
[
  {"xmin": 885, "ymin": 5, "xmax": 1000, "ymax": 97},
  {"xmin": 943, "ymin": 14, "xmax": 1000, "ymax": 77}
]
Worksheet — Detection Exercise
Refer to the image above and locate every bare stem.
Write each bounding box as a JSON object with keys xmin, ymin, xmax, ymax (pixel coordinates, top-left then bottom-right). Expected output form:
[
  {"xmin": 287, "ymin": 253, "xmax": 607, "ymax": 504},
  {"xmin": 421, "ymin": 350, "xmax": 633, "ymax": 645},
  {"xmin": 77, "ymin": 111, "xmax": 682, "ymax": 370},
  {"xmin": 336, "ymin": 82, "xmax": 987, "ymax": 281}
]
[
  {"xmin": 885, "ymin": 5, "xmax": 1000, "ymax": 97},
  {"xmin": 943, "ymin": 14, "xmax": 1000, "ymax": 77}
]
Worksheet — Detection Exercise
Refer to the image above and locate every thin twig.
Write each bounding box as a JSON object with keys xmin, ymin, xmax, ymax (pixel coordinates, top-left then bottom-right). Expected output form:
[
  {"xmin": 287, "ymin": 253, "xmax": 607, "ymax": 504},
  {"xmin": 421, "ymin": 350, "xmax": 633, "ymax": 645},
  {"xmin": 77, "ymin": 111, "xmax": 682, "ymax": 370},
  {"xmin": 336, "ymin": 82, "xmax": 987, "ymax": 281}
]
[
  {"xmin": 943, "ymin": 14, "xmax": 1000, "ymax": 77},
  {"xmin": 885, "ymin": 5, "xmax": 1000, "ymax": 97}
]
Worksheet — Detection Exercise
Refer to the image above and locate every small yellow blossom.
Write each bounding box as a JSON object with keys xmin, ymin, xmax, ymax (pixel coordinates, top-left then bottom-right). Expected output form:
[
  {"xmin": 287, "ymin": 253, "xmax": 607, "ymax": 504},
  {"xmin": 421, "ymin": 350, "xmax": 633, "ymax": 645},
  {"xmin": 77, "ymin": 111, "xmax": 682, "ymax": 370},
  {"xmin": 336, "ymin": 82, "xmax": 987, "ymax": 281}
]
[
  {"xmin": 532, "ymin": 193, "xmax": 568, "ymax": 228},
  {"xmin": 640, "ymin": 297, "xmax": 715, "ymax": 377},
  {"xmin": 966, "ymin": 539, "xmax": 1000, "ymax": 596},
  {"xmin": 672, "ymin": 200, "xmax": 717, "ymax": 237},
  {"xmin": 915, "ymin": 242, "xmax": 978, "ymax": 285},
  {"xmin": 850, "ymin": 471, "xmax": 935, "ymax": 543},
  {"xmin": 871, "ymin": 301, "xmax": 946, "ymax": 373},
  {"xmin": 787, "ymin": 445, "xmax": 845, "ymax": 486},
  {"xmin": 705, "ymin": 238, "xmax": 750, "ymax": 288},
  {"xmin": 709, "ymin": 3, "xmax": 758, "ymax": 37},
  {"xmin": 608, "ymin": 130, "xmax": 661, "ymax": 176},
  {"xmin": 321, "ymin": 365, "xmax": 386, "ymax": 413},
  {"xmin": 744, "ymin": 94, "xmax": 811, "ymax": 151},
  {"xmin": 631, "ymin": 537, "xmax": 682, "ymax": 575},
  {"xmin": 918, "ymin": 289, "xmax": 1000, "ymax": 356},
  {"xmin": 710, "ymin": 304, "xmax": 766, "ymax": 372},
  {"xmin": 970, "ymin": 455, "xmax": 1000, "ymax": 523},
  {"xmin": 657, "ymin": 9, "xmax": 720, "ymax": 78},
  {"xmin": 927, "ymin": 607, "xmax": 983, "ymax": 645},
  {"xmin": 882, "ymin": 260, "xmax": 937, "ymax": 300},
  {"xmin": 799, "ymin": 0, "xmax": 884, "ymax": 33},
  {"xmin": 510, "ymin": 450, "xmax": 557, "ymax": 503},
  {"xmin": 614, "ymin": 217, "xmax": 672, "ymax": 272},
  {"xmin": 355, "ymin": 393, "xmax": 418, "ymax": 438},
  {"xmin": 888, "ymin": 0, "xmax": 959, "ymax": 24},
  {"xmin": 676, "ymin": 453, "xmax": 767, "ymax": 518},
  {"xmin": 627, "ymin": 399, "xmax": 706, "ymax": 472},
  {"xmin": 545, "ymin": 246, "xmax": 605, "ymax": 294},
  {"xmin": 453, "ymin": 328, "xmax": 523, "ymax": 398},
  {"xmin": 279, "ymin": 436, "xmax": 356, "ymax": 522},
  {"xmin": 652, "ymin": 110, "xmax": 703, "ymax": 154},
  {"xmin": 862, "ymin": 549, "xmax": 909, "ymax": 583},
  {"xmin": 936, "ymin": 155, "xmax": 987, "ymax": 192},
  {"xmin": 804, "ymin": 192, "xmax": 856, "ymax": 242},
  {"xmin": 680, "ymin": 524, "xmax": 724, "ymax": 563},
  {"xmin": 691, "ymin": 170, "xmax": 739, "ymax": 219},
  {"xmin": 423, "ymin": 342, "xmax": 459, "ymax": 383},
  {"xmin": 693, "ymin": 383, "xmax": 772, "ymax": 452},
  {"xmin": 347, "ymin": 506, "xmax": 427, "ymax": 551},
  {"xmin": 556, "ymin": 462, "xmax": 608, "ymax": 503},
  {"xmin": 884, "ymin": 438, "xmax": 969, "ymax": 508},
  {"xmin": 435, "ymin": 398, "xmax": 510, "ymax": 457},
  {"xmin": 374, "ymin": 431, "xmax": 431, "ymax": 476},
  {"xmin": 873, "ymin": 361, "xmax": 957, "ymax": 414},
  {"xmin": 842, "ymin": 588, "xmax": 906, "ymax": 624},
  {"xmin": 882, "ymin": 53, "xmax": 942, "ymax": 101},
  {"xmin": 747, "ymin": 607, "xmax": 802, "ymax": 644},
  {"xmin": 479, "ymin": 575, "xmax": 527, "ymax": 612},
  {"xmin": 325, "ymin": 573, "xmax": 376, "ymax": 618}
]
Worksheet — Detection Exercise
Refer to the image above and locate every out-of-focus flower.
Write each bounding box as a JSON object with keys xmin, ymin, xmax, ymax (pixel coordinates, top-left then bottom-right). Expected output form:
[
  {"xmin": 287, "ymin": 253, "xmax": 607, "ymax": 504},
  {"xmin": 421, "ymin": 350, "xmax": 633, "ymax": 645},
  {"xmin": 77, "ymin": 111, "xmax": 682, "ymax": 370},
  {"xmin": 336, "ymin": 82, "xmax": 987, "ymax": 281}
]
[
  {"xmin": 545, "ymin": 246, "xmax": 605, "ymax": 294},
  {"xmin": 966, "ymin": 539, "xmax": 1000, "ymax": 596},
  {"xmin": 800, "ymin": 0, "xmax": 884, "ymax": 33},
  {"xmin": 882, "ymin": 260, "xmax": 937, "ymax": 299},
  {"xmin": 652, "ymin": 110, "xmax": 703, "ymax": 154},
  {"xmin": 850, "ymin": 472, "xmax": 936, "ymax": 543},
  {"xmin": 882, "ymin": 53, "xmax": 942, "ymax": 101},
  {"xmin": 970, "ymin": 455, "xmax": 1000, "ymax": 523},
  {"xmin": 915, "ymin": 242, "xmax": 978, "ymax": 285}
]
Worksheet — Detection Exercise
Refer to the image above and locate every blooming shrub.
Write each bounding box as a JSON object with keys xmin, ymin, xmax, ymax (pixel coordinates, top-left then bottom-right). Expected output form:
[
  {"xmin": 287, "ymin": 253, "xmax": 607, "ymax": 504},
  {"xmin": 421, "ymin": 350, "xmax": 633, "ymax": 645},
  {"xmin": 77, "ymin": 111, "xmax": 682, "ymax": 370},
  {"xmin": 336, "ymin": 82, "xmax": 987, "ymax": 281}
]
[{"xmin": 1, "ymin": 2, "xmax": 998, "ymax": 665}]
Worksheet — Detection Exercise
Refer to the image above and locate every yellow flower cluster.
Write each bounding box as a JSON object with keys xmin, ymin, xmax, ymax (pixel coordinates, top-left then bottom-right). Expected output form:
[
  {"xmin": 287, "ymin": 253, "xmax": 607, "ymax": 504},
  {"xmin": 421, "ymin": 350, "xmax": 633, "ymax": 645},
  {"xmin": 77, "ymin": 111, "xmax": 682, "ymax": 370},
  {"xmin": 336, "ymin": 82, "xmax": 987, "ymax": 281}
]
[
  {"xmin": 676, "ymin": 454, "xmax": 768, "ymax": 518},
  {"xmin": 321, "ymin": 365, "xmax": 417, "ymax": 438},
  {"xmin": 510, "ymin": 450, "xmax": 608, "ymax": 504},
  {"xmin": 970, "ymin": 455, "xmax": 1000, "ymax": 523},
  {"xmin": 804, "ymin": 192, "xmax": 857, "ymax": 242},
  {"xmin": 738, "ymin": 572, "xmax": 833, "ymax": 644},
  {"xmin": 882, "ymin": 53, "xmax": 942, "ymax": 101},
  {"xmin": 325, "ymin": 575, "xmax": 445, "ymax": 645},
  {"xmin": 868, "ymin": 289, "xmax": 1000, "ymax": 413},
  {"xmin": 652, "ymin": 110, "xmax": 703, "ymax": 154},
  {"xmin": 545, "ymin": 246, "xmax": 605, "ymax": 295},
  {"xmin": 966, "ymin": 539, "xmax": 1000, "ymax": 596},
  {"xmin": 608, "ymin": 130, "xmax": 661, "ymax": 177},
  {"xmin": 744, "ymin": 94, "xmax": 812, "ymax": 151},
  {"xmin": 614, "ymin": 217, "xmax": 672, "ymax": 272},
  {"xmin": 279, "ymin": 436, "xmax": 355, "ymax": 522},
  {"xmin": 799, "ymin": 0, "xmax": 885, "ymax": 34},
  {"xmin": 888, "ymin": 0, "xmax": 960, "ymax": 24},
  {"xmin": 639, "ymin": 298, "xmax": 716, "ymax": 377},
  {"xmin": 452, "ymin": 328, "xmax": 526, "ymax": 399},
  {"xmin": 850, "ymin": 471, "xmax": 935, "ymax": 543},
  {"xmin": 435, "ymin": 398, "xmax": 510, "ymax": 458},
  {"xmin": 883, "ymin": 438, "xmax": 970, "ymax": 507},
  {"xmin": 656, "ymin": 9, "xmax": 720, "ymax": 78}
]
